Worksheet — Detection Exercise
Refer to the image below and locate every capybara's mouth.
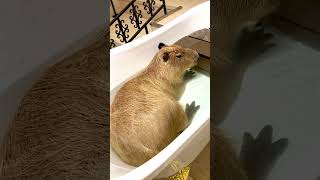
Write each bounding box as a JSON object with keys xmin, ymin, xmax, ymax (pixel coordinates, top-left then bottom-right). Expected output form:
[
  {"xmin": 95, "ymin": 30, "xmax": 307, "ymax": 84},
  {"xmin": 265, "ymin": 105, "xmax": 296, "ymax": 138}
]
[
  {"xmin": 193, "ymin": 59, "xmax": 198, "ymax": 65},
  {"xmin": 195, "ymin": 52, "xmax": 199, "ymax": 59},
  {"xmin": 190, "ymin": 61, "xmax": 197, "ymax": 68},
  {"xmin": 193, "ymin": 52, "xmax": 199, "ymax": 64}
]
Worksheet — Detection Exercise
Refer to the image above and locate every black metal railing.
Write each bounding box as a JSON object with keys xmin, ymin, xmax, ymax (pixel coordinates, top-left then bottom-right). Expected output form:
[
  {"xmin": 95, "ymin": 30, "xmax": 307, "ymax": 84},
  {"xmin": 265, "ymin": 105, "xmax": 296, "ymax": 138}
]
[{"xmin": 110, "ymin": 0, "xmax": 167, "ymax": 48}]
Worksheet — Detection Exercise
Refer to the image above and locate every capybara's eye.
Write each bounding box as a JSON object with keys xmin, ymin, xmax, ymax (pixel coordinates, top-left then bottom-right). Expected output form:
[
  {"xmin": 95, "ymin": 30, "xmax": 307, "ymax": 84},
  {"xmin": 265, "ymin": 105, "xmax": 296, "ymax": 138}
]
[{"xmin": 176, "ymin": 53, "xmax": 182, "ymax": 58}]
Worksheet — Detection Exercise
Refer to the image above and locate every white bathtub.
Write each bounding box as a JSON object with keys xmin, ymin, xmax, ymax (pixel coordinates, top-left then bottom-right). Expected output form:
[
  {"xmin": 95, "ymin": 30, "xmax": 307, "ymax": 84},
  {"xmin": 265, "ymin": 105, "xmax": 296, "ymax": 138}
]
[{"xmin": 110, "ymin": 1, "xmax": 210, "ymax": 179}]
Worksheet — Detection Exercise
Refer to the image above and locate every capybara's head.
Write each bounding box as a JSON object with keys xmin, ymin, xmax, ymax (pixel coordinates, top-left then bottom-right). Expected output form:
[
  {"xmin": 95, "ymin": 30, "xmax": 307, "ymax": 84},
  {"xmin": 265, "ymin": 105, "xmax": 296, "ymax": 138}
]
[{"xmin": 152, "ymin": 43, "xmax": 199, "ymax": 78}]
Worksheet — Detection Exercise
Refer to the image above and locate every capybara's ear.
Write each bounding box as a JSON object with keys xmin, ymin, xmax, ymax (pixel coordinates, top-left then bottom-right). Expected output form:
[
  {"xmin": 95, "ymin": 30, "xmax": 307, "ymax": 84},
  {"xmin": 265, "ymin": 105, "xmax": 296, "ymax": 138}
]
[
  {"xmin": 158, "ymin": 42, "xmax": 166, "ymax": 49},
  {"xmin": 163, "ymin": 52, "xmax": 170, "ymax": 62}
]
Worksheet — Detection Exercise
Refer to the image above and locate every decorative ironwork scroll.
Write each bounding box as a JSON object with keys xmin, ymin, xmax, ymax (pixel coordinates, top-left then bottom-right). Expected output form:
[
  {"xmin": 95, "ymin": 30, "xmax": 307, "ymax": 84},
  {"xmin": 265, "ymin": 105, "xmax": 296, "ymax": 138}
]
[{"xmin": 109, "ymin": 0, "xmax": 167, "ymax": 48}]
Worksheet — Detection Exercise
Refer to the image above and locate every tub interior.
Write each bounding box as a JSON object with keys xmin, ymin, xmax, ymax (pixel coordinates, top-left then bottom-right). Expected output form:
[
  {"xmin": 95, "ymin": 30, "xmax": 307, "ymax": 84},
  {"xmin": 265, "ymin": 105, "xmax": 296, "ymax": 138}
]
[{"xmin": 110, "ymin": 69, "xmax": 210, "ymax": 179}]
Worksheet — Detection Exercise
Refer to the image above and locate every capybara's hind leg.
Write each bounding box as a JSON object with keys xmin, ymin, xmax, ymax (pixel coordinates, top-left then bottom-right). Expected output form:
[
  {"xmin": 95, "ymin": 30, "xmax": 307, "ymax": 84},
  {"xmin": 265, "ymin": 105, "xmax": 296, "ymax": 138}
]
[{"xmin": 185, "ymin": 101, "xmax": 200, "ymax": 121}]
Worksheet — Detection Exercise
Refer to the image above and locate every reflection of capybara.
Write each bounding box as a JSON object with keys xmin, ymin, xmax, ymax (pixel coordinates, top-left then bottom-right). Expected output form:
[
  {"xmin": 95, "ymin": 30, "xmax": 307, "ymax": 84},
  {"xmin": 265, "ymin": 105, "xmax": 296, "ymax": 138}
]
[
  {"xmin": 111, "ymin": 43, "xmax": 200, "ymax": 166},
  {"xmin": 212, "ymin": 125, "xmax": 288, "ymax": 180},
  {"xmin": 212, "ymin": 0, "xmax": 279, "ymax": 59},
  {"xmin": 0, "ymin": 34, "xmax": 108, "ymax": 179},
  {"xmin": 211, "ymin": 0, "xmax": 288, "ymax": 180},
  {"xmin": 212, "ymin": 0, "xmax": 280, "ymax": 126}
]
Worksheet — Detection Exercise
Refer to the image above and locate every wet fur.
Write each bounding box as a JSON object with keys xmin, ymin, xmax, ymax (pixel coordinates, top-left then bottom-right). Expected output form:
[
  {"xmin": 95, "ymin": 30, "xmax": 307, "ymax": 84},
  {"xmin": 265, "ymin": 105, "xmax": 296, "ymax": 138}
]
[{"xmin": 110, "ymin": 45, "xmax": 199, "ymax": 166}]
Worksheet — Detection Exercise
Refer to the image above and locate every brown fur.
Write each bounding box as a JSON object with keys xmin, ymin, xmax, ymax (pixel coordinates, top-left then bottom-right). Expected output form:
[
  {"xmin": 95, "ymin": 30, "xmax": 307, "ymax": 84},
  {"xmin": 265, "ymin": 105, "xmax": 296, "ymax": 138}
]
[
  {"xmin": 212, "ymin": 127, "xmax": 248, "ymax": 180},
  {"xmin": 110, "ymin": 44, "xmax": 199, "ymax": 166},
  {"xmin": 212, "ymin": 0, "xmax": 279, "ymax": 180},
  {"xmin": 0, "ymin": 33, "xmax": 108, "ymax": 179}
]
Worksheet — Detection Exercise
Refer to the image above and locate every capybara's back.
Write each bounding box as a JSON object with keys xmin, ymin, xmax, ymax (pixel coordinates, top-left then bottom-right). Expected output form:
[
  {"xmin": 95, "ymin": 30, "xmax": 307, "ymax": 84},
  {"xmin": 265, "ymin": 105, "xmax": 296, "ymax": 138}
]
[{"xmin": 0, "ymin": 36, "xmax": 108, "ymax": 180}]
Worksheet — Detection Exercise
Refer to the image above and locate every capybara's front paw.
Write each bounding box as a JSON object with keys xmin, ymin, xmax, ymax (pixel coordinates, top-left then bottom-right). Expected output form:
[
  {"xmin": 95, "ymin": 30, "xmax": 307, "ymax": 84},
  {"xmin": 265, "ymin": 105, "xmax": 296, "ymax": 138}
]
[
  {"xmin": 240, "ymin": 125, "xmax": 288, "ymax": 180},
  {"xmin": 185, "ymin": 101, "xmax": 200, "ymax": 120},
  {"xmin": 233, "ymin": 25, "xmax": 275, "ymax": 66},
  {"xmin": 183, "ymin": 69, "xmax": 196, "ymax": 81}
]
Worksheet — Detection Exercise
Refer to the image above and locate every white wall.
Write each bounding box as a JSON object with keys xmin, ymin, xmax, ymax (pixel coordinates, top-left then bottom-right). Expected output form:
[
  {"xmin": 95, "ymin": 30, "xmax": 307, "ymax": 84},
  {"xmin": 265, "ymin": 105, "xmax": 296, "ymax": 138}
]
[{"xmin": 0, "ymin": 0, "xmax": 107, "ymax": 141}]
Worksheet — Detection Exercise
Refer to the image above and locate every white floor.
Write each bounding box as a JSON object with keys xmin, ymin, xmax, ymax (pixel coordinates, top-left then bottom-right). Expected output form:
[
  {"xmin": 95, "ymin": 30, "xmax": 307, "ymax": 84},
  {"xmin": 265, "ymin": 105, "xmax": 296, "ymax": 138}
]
[{"xmin": 220, "ymin": 29, "xmax": 320, "ymax": 180}]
